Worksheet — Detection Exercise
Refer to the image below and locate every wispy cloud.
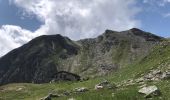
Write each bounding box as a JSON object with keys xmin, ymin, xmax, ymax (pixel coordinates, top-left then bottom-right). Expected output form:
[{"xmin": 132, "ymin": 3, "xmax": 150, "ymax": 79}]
[
  {"xmin": 0, "ymin": 0, "xmax": 141, "ymax": 56},
  {"xmin": 163, "ymin": 13, "xmax": 170, "ymax": 18},
  {"xmin": 143, "ymin": 0, "xmax": 170, "ymax": 6}
]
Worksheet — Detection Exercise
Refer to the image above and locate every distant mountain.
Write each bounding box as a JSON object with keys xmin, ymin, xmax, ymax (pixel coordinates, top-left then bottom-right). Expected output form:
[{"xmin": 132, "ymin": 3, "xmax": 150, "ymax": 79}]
[{"xmin": 0, "ymin": 28, "xmax": 164, "ymax": 85}]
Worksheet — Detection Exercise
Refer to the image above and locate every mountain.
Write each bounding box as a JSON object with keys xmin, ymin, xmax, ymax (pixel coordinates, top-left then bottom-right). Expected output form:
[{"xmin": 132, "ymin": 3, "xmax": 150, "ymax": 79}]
[{"xmin": 0, "ymin": 28, "xmax": 164, "ymax": 85}]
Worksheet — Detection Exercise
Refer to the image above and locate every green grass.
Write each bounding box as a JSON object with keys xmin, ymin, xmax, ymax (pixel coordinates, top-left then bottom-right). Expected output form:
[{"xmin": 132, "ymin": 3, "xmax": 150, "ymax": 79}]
[{"xmin": 0, "ymin": 41, "xmax": 170, "ymax": 100}]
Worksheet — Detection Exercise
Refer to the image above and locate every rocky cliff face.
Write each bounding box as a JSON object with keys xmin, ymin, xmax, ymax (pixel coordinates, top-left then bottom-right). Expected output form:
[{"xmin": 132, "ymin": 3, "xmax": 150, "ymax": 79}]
[
  {"xmin": 0, "ymin": 34, "xmax": 80, "ymax": 84},
  {"xmin": 0, "ymin": 28, "xmax": 163, "ymax": 85}
]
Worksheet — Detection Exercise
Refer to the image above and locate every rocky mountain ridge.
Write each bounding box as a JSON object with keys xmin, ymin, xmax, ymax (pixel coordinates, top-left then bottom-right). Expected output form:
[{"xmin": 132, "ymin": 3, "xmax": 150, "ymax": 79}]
[{"xmin": 0, "ymin": 28, "xmax": 164, "ymax": 85}]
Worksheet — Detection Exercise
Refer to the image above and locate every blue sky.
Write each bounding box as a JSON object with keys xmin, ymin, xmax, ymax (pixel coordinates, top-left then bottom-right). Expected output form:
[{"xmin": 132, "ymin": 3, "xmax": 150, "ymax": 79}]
[
  {"xmin": 136, "ymin": 0, "xmax": 170, "ymax": 37},
  {"xmin": 0, "ymin": 0, "xmax": 170, "ymax": 56},
  {"xmin": 0, "ymin": 0, "xmax": 42, "ymax": 31},
  {"xmin": 0, "ymin": 0, "xmax": 169, "ymax": 37}
]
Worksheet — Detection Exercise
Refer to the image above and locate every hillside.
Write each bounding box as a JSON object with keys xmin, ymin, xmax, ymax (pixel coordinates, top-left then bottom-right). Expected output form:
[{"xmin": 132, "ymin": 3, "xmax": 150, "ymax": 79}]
[
  {"xmin": 0, "ymin": 28, "xmax": 163, "ymax": 85},
  {"xmin": 0, "ymin": 36, "xmax": 169, "ymax": 100}
]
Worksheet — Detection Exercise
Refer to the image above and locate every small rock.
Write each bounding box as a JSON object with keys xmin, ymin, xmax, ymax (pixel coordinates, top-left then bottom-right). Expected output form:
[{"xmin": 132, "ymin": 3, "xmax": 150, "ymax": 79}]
[
  {"xmin": 41, "ymin": 95, "xmax": 51, "ymax": 100},
  {"xmin": 162, "ymin": 72, "xmax": 170, "ymax": 79},
  {"xmin": 135, "ymin": 78, "xmax": 144, "ymax": 83},
  {"xmin": 152, "ymin": 70, "xmax": 161, "ymax": 75},
  {"xmin": 139, "ymin": 84, "xmax": 147, "ymax": 88},
  {"xmin": 95, "ymin": 80, "xmax": 116, "ymax": 90},
  {"xmin": 40, "ymin": 93, "xmax": 60, "ymax": 100},
  {"xmin": 63, "ymin": 91, "xmax": 70, "ymax": 96},
  {"xmin": 74, "ymin": 87, "xmax": 88, "ymax": 93},
  {"xmin": 95, "ymin": 85, "xmax": 104, "ymax": 90},
  {"xmin": 112, "ymin": 93, "xmax": 115, "ymax": 97},
  {"xmin": 68, "ymin": 98, "xmax": 76, "ymax": 100},
  {"xmin": 16, "ymin": 87, "xmax": 23, "ymax": 91}
]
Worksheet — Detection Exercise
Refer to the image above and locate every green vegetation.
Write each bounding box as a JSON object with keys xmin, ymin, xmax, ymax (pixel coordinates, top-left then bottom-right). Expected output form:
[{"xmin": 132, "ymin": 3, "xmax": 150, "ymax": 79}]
[{"xmin": 0, "ymin": 40, "xmax": 169, "ymax": 100}]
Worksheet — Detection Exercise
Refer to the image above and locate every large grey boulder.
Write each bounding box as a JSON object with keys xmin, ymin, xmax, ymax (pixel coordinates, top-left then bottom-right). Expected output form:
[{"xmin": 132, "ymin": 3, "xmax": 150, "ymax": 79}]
[{"xmin": 138, "ymin": 85, "xmax": 161, "ymax": 98}]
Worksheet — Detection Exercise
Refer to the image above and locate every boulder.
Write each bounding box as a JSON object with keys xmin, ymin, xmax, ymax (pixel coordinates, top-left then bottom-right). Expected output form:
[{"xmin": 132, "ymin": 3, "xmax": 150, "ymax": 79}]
[{"xmin": 138, "ymin": 85, "xmax": 161, "ymax": 98}]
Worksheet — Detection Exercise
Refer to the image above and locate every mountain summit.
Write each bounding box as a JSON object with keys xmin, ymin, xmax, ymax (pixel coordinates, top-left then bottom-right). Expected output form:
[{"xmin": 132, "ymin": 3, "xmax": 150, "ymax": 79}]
[{"xmin": 0, "ymin": 28, "xmax": 164, "ymax": 85}]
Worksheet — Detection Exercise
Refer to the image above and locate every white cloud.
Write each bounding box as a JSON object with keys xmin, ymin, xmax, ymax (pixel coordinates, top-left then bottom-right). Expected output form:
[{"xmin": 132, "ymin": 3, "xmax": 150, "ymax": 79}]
[
  {"xmin": 12, "ymin": 0, "xmax": 140, "ymax": 39},
  {"xmin": 0, "ymin": 0, "xmax": 140, "ymax": 56},
  {"xmin": 0, "ymin": 25, "xmax": 33, "ymax": 56}
]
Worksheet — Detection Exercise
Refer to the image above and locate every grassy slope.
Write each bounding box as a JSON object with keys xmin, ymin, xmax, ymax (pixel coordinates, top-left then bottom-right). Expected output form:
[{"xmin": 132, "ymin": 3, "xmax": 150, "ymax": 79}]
[{"xmin": 0, "ymin": 40, "xmax": 170, "ymax": 100}]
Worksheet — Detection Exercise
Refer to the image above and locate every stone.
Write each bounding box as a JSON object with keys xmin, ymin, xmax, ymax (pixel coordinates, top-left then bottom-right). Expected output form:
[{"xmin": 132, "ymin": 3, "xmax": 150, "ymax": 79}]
[
  {"xmin": 152, "ymin": 70, "xmax": 161, "ymax": 75},
  {"xmin": 139, "ymin": 84, "xmax": 147, "ymax": 88},
  {"xmin": 41, "ymin": 95, "xmax": 51, "ymax": 100},
  {"xmin": 68, "ymin": 98, "xmax": 76, "ymax": 100},
  {"xmin": 95, "ymin": 85, "xmax": 104, "ymax": 90},
  {"xmin": 63, "ymin": 91, "xmax": 70, "ymax": 96},
  {"xmin": 135, "ymin": 78, "xmax": 144, "ymax": 83},
  {"xmin": 112, "ymin": 93, "xmax": 115, "ymax": 97},
  {"xmin": 162, "ymin": 72, "xmax": 170, "ymax": 79},
  {"xmin": 138, "ymin": 85, "xmax": 161, "ymax": 98},
  {"xmin": 141, "ymin": 69, "xmax": 170, "ymax": 81},
  {"xmin": 95, "ymin": 80, "xmax": 116, "ymax": 90},
  {"xmin": 40, "ymin": 93, "xmax": 60, "ymax": 100},
  {"xmin": 74, "ymin": 87, "xmax": 88, "ymax": 93},
  {"xmin": 16, "ymin": 87, "xmax": 23, "ymax": 91},
  {"xmin": 98, "ymin": 80, "xmax": 110, "ymax": 86}
]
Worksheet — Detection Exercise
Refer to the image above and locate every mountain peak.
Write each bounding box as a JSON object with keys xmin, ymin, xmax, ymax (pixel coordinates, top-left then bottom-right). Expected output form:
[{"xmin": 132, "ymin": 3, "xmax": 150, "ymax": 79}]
[
  {"xmin": 128, "ymin": 28, "xmax": 163, "ymax": 41},
  {"xmin": 104, "ymin": 29, "xmax": 118, "ymax": 34},
  {"xmin": 129, "ymin": 28, "xmax": 143, "ymax": 32},
  {"xmin": 0, "ymin": 28, "xmax": 165, "ymax": 85}
]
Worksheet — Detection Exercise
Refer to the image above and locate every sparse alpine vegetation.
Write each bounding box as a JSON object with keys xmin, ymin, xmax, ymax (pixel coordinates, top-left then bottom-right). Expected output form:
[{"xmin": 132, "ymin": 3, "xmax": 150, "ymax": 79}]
[{"xmin": 0, "ymin": 28, "xmax": 169, "ymax": 100}]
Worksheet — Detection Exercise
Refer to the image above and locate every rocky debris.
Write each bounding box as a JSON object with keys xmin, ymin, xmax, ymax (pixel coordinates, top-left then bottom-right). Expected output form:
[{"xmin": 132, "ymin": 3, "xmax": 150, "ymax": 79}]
[
  {"xmin": 136, "ymin": 69, "xmax": 170, "ymax": 82},
  {"xmin": 138, "ymin": 85, "xmax": 161, "ymax": 98},
  {"xmin": 117, "ymin": 79, "xmax": 136, "ymax": 87},
  {"xmin": 74, "ymin": 87, "xmax": 89, "ymax": 93},
  {"xmin": 139, "ymin": 84, "xmax": 147, "ymax": 88},
  {"xmin": 135, "ymin": 77, "xmax": 144, "ymax": 83},
  {"xmin": 95, "ymin": 80, "xmax": 116, "ymax": 90},
  {"xmin": 63, "ymin": 91, "xmax": 71, "ymax": 96},
  {"xmin": 162, "ymin": 71, "xmax": 170, "ymax": 79},
  {"xmin": 40, "ymin": 93, "xmax": 60, "ymax": 100}
]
